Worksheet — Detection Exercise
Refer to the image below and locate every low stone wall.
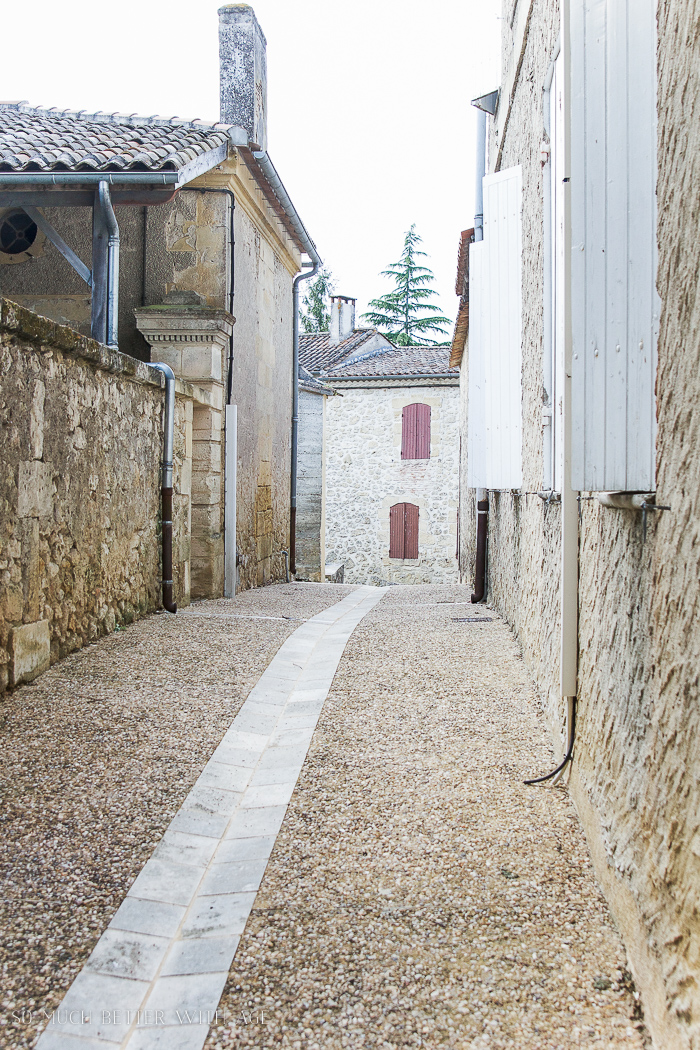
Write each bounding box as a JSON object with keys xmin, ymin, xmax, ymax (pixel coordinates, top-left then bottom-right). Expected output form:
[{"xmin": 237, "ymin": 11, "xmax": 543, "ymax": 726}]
[{"xmin": 0, "ymin": 299, "xmax": 193, "ymax": 693}]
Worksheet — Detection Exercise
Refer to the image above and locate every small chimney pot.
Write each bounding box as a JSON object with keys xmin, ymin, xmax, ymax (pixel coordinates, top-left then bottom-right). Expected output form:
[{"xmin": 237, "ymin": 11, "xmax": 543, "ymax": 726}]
[{"xmin": 329, "ymin": 296, "xmax": 356, "ymax": 344}]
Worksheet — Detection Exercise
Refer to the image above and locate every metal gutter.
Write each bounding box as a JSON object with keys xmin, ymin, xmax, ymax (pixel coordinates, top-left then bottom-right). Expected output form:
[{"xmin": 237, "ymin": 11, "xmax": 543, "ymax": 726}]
[
  {"xmin": 325, "ymin": 372, "xmax": 459, "ymax": 382},
  {"xmin": 0, "ymin": 172, "xmax": 181, "ymax": 186},
  {"xmin": 237, "ymin": 148, "xmax": 322, "ymax": 578},
  {"xmin": 250, "ymin": 150, "xmax": 320, "ymax": 262}
]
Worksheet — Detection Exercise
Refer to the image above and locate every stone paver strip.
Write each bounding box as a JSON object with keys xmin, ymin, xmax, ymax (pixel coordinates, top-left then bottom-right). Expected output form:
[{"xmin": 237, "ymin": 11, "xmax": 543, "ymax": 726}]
[
  {"xmin": 204, "ymin": 584, "xmax": 649, "ymax": 1050},
  {"xmin": 35, "ymin": 586, "xmax": 384, "ymax": 1049}
]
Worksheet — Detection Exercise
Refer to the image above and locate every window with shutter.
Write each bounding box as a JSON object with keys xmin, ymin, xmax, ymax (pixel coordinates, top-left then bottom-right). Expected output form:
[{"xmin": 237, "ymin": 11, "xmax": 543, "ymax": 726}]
[
  {"xmin": 389, "ymin": 503, "xmax": 420, "ymax": 559},
  {"xmin": 467, "ymin": 167, "xmax": 523, "ymax": 489},
  {"xmin": 570, "ymin": 0, "xmax": 659, "ymax": 491},
  {"xmin": 401, "ymin": 404, "xmax": 431, "ymax": 459}
]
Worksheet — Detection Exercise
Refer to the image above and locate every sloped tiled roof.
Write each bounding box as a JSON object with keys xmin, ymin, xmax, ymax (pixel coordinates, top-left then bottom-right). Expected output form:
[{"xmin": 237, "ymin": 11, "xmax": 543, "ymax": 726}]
[
  {"xmin": 298, "ymin": 329, "xmax": 380, "ymax": 373},
  {"xmin": 299, "ymin": 365, "xmax": 333, "ymax": 395},
  {"xmin": 323, "ymin": 345, "xmax": 458, "ymax": 380},
  {"xmin": 0, "ymin": 102, "xmax": 232, "ymax": 173}
]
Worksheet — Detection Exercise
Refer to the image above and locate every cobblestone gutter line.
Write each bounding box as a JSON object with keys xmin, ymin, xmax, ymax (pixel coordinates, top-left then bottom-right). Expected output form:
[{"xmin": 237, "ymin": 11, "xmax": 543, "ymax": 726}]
[
  {"xmin": 33, "ymin": 586, "xmax": 384, "ymax": 1049},
  {"xmin": 0, "ymin": 584, "xmax": 353, "ymax": 1050},
  {"xmin": 204, "ymin": 585, "xmax": 649, "ymax": 1050}
]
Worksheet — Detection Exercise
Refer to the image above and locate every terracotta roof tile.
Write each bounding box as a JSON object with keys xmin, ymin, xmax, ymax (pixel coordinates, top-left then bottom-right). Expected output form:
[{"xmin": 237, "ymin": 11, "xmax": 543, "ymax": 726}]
[
  {"xmin": 323, "ymin": 346, "xmax": 458, "ymax": 379},
  {"xmin": 298, "ymin": 329, "xmax": 381, "ymax": 373},
  {"xmin": 0, "ymin": 102, "xmax": 232, "ymax": 173}
]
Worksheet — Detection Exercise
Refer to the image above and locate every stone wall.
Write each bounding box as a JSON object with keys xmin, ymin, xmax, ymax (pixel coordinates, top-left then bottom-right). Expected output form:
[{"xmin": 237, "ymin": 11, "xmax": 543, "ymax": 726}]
[
  {"xmin": 296, "ymin": 388, "xmax": 326, "ymax": 582},
  {"xmin": 456, "ymin": 0, "xmax": 700, "ymax": 1045},
  {"xmin": 0, "ymin": 299, "xmax": 192, "ymax": 693},
  {"xmin": 325, "ymin": 382, "xmax": 459, "ymax": 585}
]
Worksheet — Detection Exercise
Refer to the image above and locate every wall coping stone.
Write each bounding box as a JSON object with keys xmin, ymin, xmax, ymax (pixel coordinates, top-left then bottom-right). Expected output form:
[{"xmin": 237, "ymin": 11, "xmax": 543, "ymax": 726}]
[{"xmin": 0, "ymin": 298, "xmax": 198, "ymax": 400}]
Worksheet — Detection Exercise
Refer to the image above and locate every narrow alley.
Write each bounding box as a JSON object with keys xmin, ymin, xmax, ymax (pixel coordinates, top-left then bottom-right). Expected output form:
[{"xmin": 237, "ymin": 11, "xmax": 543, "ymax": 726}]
[{"xmin": 0, "ymin": 584, "xmax": 647, "ymax": 1050}]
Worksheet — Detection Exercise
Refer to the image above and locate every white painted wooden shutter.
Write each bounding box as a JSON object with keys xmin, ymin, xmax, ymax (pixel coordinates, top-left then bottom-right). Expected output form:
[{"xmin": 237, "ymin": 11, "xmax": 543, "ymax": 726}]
[
  {"xmin": 467, "ymin": 241, "xmax": 486, "ymax": 487},
  {"xmin": 570, "ymin": 0, "xmax": 659, "ymax": 491},
  {"xmin": 468, "ymin": 169, "xmax": 523, "ymax": 489},
  {"xmin": 484, "ymin": 168, "xmax": 523, "ymax": 489}
]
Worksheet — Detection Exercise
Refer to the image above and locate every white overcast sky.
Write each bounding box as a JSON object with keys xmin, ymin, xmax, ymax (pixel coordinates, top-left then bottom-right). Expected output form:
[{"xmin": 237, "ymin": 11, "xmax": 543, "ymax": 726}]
[{"xmin": 2, "ymin": 0, "xmax": 500, "ymax": 326}]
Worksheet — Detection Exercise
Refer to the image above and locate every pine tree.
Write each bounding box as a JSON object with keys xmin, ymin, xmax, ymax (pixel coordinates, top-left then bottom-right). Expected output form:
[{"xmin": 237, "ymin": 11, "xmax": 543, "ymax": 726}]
[
  {"xmin": 361, "ymin": 226, "xmax": 450, "ymax": 345},
  {"xmin": 301, "ymin": 267, "xmax": 336, "ymax": 333}
]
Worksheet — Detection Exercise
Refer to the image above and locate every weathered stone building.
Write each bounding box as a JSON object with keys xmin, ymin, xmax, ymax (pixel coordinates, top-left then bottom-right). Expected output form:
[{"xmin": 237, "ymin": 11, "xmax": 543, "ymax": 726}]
[
  {"xmin": 0, "ymin": 4, "xmax": 319, "ymax": 608},
  {"xmin": 0, "ymin": 5, "xmax": 320, "ymax": 690},
  {"xmin": 456, "ymin": 0, "xmax": 700, "ymax": 1045},
  {"xmin": 321, "ymin": 345, "xmax": 459, "ymax": 586}
]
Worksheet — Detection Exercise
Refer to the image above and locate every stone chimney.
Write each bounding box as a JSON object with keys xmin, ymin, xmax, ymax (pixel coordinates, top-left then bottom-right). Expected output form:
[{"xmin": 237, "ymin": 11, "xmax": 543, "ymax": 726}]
[
  {"xmin": 218, "ymin": 4, "xmax": 268, "ymax": 150},
  {"xmin": 329, "ymin": 296, "xmax": 356, "ymax": 344}
]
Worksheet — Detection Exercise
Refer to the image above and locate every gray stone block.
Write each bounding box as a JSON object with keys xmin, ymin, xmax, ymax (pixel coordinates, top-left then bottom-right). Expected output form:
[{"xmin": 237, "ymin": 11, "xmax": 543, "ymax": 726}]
[{"xmin": 10, "ymin": 619, "xmax": 50, "ymax": 686}]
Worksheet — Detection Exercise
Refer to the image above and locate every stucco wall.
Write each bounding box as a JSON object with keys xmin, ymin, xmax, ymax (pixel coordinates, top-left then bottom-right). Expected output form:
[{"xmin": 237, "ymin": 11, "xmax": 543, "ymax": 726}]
[
  {"xmin": 325, "ymin": 383, "xmax": 459, "ymax": 585},
  {"xmin": 296, "ymin": 389, "xmax": 325, "ymax": 582},
  {"xmin": 0, "ymin": 299, "xmax": 192, "ymax": 694},
  {"xmin": 457, "ymin": 0, "xmax": 700, "ymax": 1045}
]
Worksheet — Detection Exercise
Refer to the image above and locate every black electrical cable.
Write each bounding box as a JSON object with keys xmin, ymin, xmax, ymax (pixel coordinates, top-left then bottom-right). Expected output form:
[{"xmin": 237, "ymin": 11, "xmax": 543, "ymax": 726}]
[{"xmin": 524, "ymin": 698, "xmax": 576, "ymax": 785}]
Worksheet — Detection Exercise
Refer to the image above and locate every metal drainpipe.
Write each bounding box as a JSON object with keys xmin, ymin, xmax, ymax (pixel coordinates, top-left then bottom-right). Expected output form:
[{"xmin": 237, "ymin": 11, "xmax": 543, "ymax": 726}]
[
  {"xmin": 98, "ymin": 180, "xmax": 119, "ymax": 350},
  {"xmin": 151, "ymin": 363, "xmax": 178, "ymax": 613},
  {"xmin": 471, "ymin": 106, "xmax": 489, "ymax": 603}
]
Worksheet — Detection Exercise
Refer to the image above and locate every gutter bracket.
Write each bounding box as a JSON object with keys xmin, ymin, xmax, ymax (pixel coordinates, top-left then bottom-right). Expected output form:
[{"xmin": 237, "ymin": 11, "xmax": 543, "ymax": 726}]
[{"xmin": 21, "ymin": 206, "xmax": 92, "ymax": 287}]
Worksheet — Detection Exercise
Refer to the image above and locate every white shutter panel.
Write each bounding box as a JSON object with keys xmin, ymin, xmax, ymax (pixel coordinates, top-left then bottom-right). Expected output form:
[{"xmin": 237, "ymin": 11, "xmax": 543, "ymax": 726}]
[
  {"xmin": 483, "ymin": 167, "xmax": 523, "ymax": 489},
  {"xmin": 467, "ymin": 241, "xmax": 486, "ymax": 487},
  {"xmin": 570, "ymin": 0, "xmax": 659, "ymax": 491}
]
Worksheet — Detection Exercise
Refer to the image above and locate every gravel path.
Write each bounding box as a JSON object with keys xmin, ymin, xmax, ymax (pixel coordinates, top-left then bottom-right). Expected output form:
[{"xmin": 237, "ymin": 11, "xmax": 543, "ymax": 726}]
[
  {"xmin": 204, "ymin": 585, "xmax": 649, "ymax": 1050},
  {"xmin": 0, "ymin": 583, "xmax": 353, "ymax": 1050}
]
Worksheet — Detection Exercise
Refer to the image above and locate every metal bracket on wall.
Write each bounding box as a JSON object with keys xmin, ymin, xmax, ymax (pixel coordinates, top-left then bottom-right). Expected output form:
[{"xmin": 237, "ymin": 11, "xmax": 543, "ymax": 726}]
[
  {"xmin": 641, "ymin": 501, "xmax": 671, "ymax": 543},
  {"xmin": 21, "ymin": 206, "xmax": 92, "ymax": 287}
]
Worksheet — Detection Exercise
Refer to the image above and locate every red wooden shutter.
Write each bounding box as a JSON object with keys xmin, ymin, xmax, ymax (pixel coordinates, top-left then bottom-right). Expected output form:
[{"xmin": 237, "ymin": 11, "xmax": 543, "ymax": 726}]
[
  {"xmin": 401, "ymin": 407, "xmax": 413, "ymax": 459},
  {"xmin": 404, "ymin": 503, "xmax": 419, "ymax": 558},
  {"xmin": 415, "ymin": 404, "xmax": 431, "ymax": 459},
  {"xmin": 390, "ymin": 503, "xmax": 419, "ymax": 558},
  {"xmin": 402, "ymin": 404, "xmax": 431, "ymax": 459},
  {"xmin": 389, "ymin": 503, "xmax": 405, "ymax": 558}
]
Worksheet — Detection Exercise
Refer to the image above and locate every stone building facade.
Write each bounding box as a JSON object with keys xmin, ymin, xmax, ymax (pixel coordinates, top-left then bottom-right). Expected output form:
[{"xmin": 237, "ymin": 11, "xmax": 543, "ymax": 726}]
[
  {"xmin": 455, "ymin": 1, "xmax": 700, "ymax": 1046},
  {"xmin": 0, "ymin": 5, "xmax": 317, "ymax": 599},
  {"xmin": 322, "ymin": 347, "xmax": 459, "ymax": 586},
  {"xmin": 0, "ymin": 300, "xmax": 196, "ymax": 692}
]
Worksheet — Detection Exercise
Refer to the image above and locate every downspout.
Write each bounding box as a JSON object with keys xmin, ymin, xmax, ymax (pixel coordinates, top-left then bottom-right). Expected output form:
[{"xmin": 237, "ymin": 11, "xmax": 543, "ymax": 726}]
[
  {"xmin": 251, "ymin": 150, "xmax": 322, "ymax": 577},
  {"xmin": 151, "ymin": 363, "xmax": 178, "ymax": 614},
  {"xmin": 471, "ymin": 104, "xmax": 489, "ymax": 603},
  {"xmin": 526, "ymin": 2, "xmax": 577, "ymax": 785},
  {"xmin": 97, "ymin": 180, "xmax": 119, "ymax": 351}
]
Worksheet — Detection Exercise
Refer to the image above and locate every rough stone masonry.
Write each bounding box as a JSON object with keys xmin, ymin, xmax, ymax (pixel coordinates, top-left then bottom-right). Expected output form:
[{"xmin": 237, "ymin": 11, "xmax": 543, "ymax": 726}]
[{"xmin": 0, "ymin": 299, "xmax": 194, "ymax": 692}]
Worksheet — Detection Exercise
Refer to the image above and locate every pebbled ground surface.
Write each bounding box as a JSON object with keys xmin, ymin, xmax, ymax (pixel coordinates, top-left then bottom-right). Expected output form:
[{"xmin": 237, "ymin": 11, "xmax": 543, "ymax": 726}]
[
  {"xmin": 204, "ymin": 584, "xmax": 649, "ymax": 1050},
  {"xmin": 0, "ymin": 583, "xmax": 353, "ymax": 1050}
]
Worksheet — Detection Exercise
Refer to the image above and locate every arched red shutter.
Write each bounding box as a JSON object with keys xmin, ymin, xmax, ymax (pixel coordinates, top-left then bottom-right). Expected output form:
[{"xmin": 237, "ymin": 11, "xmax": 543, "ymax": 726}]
[
  {"xmin": 404, "ymin": 503, "xmax": 419, "ymax": 558},
  {"xmin": 402, "ymin": 404, "xmax": 431, "ymax": 459}
]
